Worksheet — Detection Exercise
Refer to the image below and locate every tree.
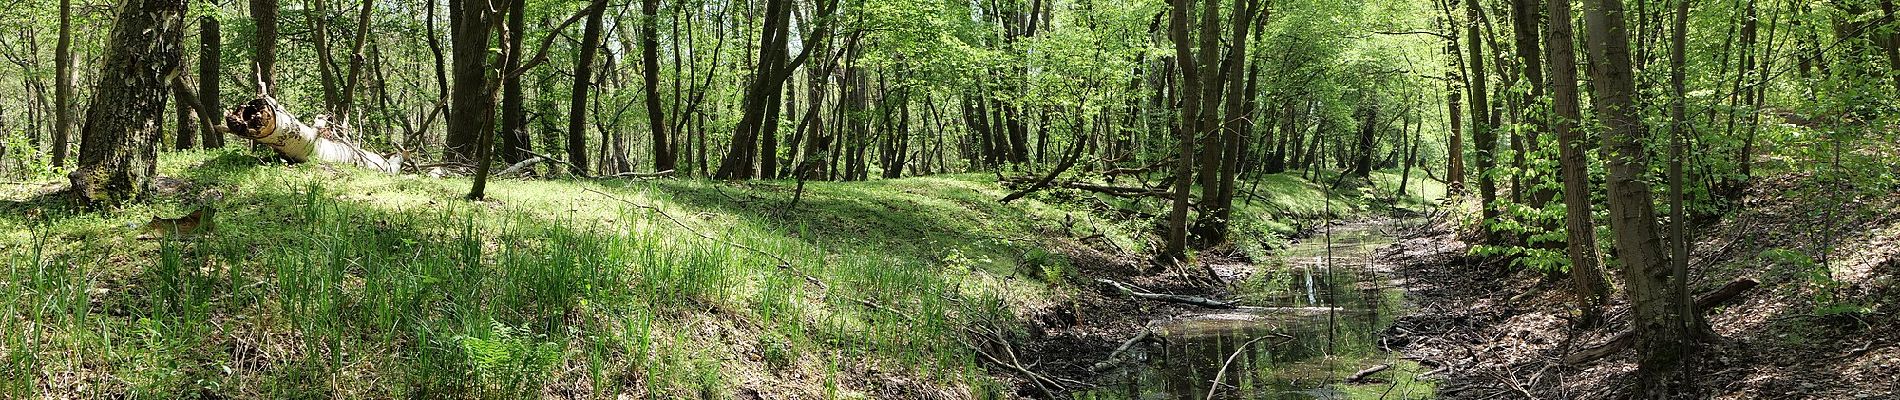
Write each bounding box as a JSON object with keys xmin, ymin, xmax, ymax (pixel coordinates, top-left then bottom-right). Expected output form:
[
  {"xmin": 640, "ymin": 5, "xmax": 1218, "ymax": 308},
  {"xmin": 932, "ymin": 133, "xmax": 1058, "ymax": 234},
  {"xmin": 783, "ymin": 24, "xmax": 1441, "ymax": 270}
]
[
  {"xmin": 1545, "ymin": 0, "xmax": 1605, "ymax": 325},
  {"xmin": 499, "ymin": 0, "xmax": 529, "ymax": 164},
  {"xmin": 445, "ymin": 0, "xmax": 498, "ymax": 163},
  {"xmin": 564, "ymin": 0, "xmax": 607, "ymax": 175},
  {"xmin": 1464, "ymin": 0, "xmax": 1498, "ymax": 239},
  {"xmin": 640, "ymin": 0, "xmax": 673, "ymax": 172},
  {"xmin": 1509, "ymin": 0, "xmax": 1550, "ymax": 205},
  {"xmin": 1580, "ymin": 0, "xmax": 1697, "ymax": 394},
  {"xmin": 53, "ymin": 0, "xmax": 75, "ymax": 167},
  {"xmin": 252, "ymin": 0, "xmax": 280, "ymax": 94},
  {"xmin": 68, "ymin": 0, "xmax": 188, "ymax": 205},
  {"xmin": 198, "ymin": 12, "xmax": 224, "ymax": 148}
]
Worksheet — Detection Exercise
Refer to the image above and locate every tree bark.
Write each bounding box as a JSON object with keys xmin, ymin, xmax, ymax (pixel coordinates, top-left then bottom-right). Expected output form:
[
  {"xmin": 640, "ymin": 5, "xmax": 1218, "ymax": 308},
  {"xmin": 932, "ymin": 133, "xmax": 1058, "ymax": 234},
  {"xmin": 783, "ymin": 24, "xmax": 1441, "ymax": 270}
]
[
  {"xmin": 252, "ymin": 0, "xmax": 280, "ymax": 95},
  {"xmin": 641, "ymin": 0, "xmax": 674, "ymax": 172},
  {"xmin": 498, "ymin": 0, "xmax": 530, "ymax": 164},
  {"xmin": 68, "ymin": 0, "xmax": 187, "ymax": 206},
  {"xmin": 1442, "ymin": 13, "xmax": 1466, "ymax": 193},
  {"xmin": 1547, "ymin": 0, "xmax": 1607, "ymax": 325},
  {"xmin": 1580, "ymin": 0, "xmax": 1697, "ymax": 394},
  {"xmin": 1466, "ymin": 0, "xmax": 1499, "ymax": 239},
  {"xmin": 222, "ymin": 98, "xmax": 400, "ymax": 172},
  {"xmin": 198, "ymin": 15, "xmax": 224, "ymax": 148},
  {"xmin": 445, "ymin": 0, "xmax": 498, "ymax": 163},
  {"xmin": 564, "ymin": 0, "xmax": 607, "ymax": 175},
  {"xmin": 1510, "ymin": 0, "xmax": 1552, "ymax": 206},
  {"xmin": 53, "ymin": 0, "xmax": 75, "ymax": 166}
]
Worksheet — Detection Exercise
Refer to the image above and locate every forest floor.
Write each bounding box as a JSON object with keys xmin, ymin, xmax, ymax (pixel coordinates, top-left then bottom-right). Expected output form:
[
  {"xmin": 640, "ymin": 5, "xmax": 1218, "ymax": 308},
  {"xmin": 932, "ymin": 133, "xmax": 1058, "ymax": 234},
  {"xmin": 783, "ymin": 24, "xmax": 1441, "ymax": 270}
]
[{"xmin": 1384, "ymin": 173, "xmax": 1900, "ymax": 399}]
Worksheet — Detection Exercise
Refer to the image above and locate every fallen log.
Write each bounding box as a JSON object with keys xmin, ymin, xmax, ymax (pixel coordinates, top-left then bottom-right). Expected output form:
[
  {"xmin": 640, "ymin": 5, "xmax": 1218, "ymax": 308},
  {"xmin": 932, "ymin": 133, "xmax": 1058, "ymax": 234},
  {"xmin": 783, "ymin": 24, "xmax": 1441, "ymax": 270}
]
[
  {"xmin": 1563, "ymin": 278, "xmax": 1760, "ymax": 365},
  {"xmin": 1098, "ymin": 279, "xmax": 1237, "ymax": 309},
  {"xmin": 609, "ymin": 169, "xmax": 677, "ymax": 179},
  {"xmin": 223, "ymin": 97, "xmax": 399, "ymax": 173}
]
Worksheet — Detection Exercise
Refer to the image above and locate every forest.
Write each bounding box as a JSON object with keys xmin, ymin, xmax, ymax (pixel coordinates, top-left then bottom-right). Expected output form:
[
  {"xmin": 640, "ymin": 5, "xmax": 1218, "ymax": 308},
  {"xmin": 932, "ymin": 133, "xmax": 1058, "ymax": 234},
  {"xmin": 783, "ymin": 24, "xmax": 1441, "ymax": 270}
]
[{"xmin": 0, "ymin": 0, "xmax": 1897, "ymax": 397}]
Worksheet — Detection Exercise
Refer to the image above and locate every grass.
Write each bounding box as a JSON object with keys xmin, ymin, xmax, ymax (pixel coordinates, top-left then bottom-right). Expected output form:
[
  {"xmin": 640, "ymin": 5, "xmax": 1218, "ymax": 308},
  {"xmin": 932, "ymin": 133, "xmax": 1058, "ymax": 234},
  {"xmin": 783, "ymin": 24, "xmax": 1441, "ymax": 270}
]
[{"xmin": 0, "ymin": 149, "xmax": 1443, "ymax": 399}]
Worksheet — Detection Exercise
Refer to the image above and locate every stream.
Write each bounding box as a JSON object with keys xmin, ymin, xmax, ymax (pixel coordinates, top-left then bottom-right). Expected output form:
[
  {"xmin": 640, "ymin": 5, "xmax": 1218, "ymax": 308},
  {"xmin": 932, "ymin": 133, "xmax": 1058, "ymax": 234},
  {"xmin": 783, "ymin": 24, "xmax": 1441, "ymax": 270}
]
[{"xmin": 1075, "ymin": 219, "xmax": 1435, "ymax": 400}]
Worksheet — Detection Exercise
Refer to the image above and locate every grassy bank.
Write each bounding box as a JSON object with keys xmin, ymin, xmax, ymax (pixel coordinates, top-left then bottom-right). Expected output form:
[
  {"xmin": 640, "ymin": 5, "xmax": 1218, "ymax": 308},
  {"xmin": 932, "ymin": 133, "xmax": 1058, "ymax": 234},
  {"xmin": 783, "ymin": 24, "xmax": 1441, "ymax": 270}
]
[{"xmin": 0, "ymin": 150, "xmax": 1442, "ymax": 399}]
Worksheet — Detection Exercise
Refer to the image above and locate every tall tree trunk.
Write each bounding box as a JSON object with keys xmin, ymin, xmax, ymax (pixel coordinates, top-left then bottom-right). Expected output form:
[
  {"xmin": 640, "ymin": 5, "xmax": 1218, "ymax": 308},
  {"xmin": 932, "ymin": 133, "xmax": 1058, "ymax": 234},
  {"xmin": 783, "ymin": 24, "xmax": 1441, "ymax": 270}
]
[
  {"xmin": 53, "ymin": 0, "xmax": 76, "ymax": 167},
  {"xmin": 716, "ymin": 0, "xmax": 793, "ymax": 179},
  {"xmin": 1163, "ymin": 0, "xmax": 1208, "ymax": 259},
  {"xmin": 337, "ymin": 0, "xmax": 374, "ymax": 126},
  {"xmin": 310, "ymin": 0, "xmax": 342, "ymax": 113},
  {"xmin": 1443, "ymin": 15, "xmax": 1466, "ymax": 192},
  {"xmin": 1667, "ymin": 0, "xmax": 1704, "ymax": 338},
  {"xmin": 1510, "ymin": 0, "xmax": 1553, "ymax": 206},
  {"xmin": 252, "ymin": 0, "xmax": 280, "ymax": 95},
  {"xmin": 498, "ymin": 0, "xmax": 530, "ymax": 164},
  {"xmin": 198, "ymin": 15, "xmax": 224, "ymax": 148},
  {"xmin": 1581, "ymin": 0, "xmax": 1696, "ymax": 394},
  {"xmin": 564, "ymin": 0, "xmax": 607, "ymax": 174},
  {"xmin": 1547, "ymin": 0, "xmax": 1606, "ymax": 326},
  {"xmin": 1466, "ymin": 0, "xmax": 1499, "ymax": 240},
  {"xmin": 69, "ymin": 0, "xmax": 187, "ymax": 206},
  {"xmin": 445, "ymin": 0, "xmax": 497, "ymax": 163},
  {"xmin": 641, "ymin": 0, "xmax": 674, "ymax": 172}
]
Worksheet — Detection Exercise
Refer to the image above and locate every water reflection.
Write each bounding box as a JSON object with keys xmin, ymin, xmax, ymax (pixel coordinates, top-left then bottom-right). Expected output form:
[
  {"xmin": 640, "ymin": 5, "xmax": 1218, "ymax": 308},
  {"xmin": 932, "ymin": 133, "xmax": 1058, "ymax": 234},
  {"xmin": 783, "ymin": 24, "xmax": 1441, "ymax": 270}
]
[{"xmin": 1075, "ymin": 221, "xmax": 1434, "ymax": 400}]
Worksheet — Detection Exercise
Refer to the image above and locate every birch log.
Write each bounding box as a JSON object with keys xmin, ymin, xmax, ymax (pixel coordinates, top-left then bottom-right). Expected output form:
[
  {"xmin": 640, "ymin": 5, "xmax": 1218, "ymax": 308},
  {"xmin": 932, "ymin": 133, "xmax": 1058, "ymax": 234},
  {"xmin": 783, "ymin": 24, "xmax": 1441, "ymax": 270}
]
[{"xmin": 222, "ymin": 97, "xmax": 400, "ymax": 173}]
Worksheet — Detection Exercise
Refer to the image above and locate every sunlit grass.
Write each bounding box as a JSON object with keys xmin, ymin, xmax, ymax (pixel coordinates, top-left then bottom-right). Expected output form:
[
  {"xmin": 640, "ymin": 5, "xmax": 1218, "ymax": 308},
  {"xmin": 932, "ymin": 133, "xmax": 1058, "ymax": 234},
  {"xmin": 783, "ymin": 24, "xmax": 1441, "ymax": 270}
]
[{"xmin": 0, "ymin": 150, "xmax": 1442, "ymax": 398}]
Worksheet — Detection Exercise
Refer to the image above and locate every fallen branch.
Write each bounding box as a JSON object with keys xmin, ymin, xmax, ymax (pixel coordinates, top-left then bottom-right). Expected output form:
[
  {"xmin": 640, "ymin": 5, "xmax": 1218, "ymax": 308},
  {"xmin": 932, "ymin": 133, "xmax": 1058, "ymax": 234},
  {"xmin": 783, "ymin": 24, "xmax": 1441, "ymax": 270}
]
[
  {"xmin": 1205, "ymin": 335, "xmax": 1282, "ymax": 400},
  {"xmin": 1347, "ymin": 363, "xmax": 1391, "ymax": 383},
  {"xmin": 494, "ymin": 156, "xmax": 546, "ymax": 177},
  {"xmin": 1097, "ymin": 279, "xmax": 1236, "ymax": 309},
  {"xmin": 1089, "ymin": 330, "xmax": 1154, "ymax": 373},
  {"xmin": 608, "ymin": 169, "xmax": 676, "ymax": 179},
  {"xmin": 1563, "ymin": 278, "xmax": 1760, "ymax": 364}
]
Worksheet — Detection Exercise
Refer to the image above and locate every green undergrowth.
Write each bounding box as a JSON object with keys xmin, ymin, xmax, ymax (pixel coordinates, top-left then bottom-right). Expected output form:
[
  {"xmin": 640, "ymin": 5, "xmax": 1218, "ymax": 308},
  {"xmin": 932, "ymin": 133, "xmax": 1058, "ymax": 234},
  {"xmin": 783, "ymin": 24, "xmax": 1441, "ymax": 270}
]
[{"xmin": 0, "ymin": 150, "xmax": 1443, "ymax": 399}]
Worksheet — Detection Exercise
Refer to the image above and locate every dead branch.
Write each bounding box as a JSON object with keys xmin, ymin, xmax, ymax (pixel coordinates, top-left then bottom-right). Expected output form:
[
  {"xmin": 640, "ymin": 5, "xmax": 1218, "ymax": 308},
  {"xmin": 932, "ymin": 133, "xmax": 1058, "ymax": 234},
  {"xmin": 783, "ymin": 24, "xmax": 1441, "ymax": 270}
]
[
  {"xmin": 1347, "ymin": 364, "xmax": 1392, "ymax": 383},
  {"xmin": 1089, "ymin": 330, "xmax": 1154, "ymax": 373},
  {"xmin": 1097, "ymin": 279, "xmax": 1237, "ymax": 309}
]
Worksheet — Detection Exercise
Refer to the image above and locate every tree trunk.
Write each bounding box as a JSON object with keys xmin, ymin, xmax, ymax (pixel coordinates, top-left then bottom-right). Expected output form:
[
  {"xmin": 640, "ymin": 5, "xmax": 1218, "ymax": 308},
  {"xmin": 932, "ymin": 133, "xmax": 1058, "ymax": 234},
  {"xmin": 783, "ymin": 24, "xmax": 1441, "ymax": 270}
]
[
  {"xmin": 641, "ymin": 0, "xmax": 674, "ymax": 172},
  {"xmin": 1547, "ymin": 0, "xmax": 1607, "ymax": 326},
  {"xmin": 68, "ymin": 0, "xmax": 187, "ymax": 206},
  {"xmin": 1351, "ymin": 104, "xmax": 1377, "ymax": 178},
  {"xmin": 1667, "ymin": 0, "xmax": 1704, "ymax": 337},
  {"xmin": 716, "ymin": 0, "xmax": 794, "ymax": 179},
  {"xmin": 53, "ymin": 0, "xmax": 76, "ymax": 167},
  {"xmin": 1163, "ymin": 0, "xmax": 1207, "ymax": 260},
  {"xmin": 1510, "ymin": 0, "xmax": 1552, "ymax": 206},
  {"xmin": 198, "ymin": 15, "xmax": 224, "ymax": 148},
  {"xmin": 498, "ymin": 0, "xmax": 530, "ymax": 164},
  {"xmin": 1580, "ymin": 0, "xmax": 1696, "ymax": 394},
  {"xmin": 445, "ymin": 0, "xmax": 498, "ymax": 163},
  {"xmin": 564, "ymin": 0, "xmax": 607, "ymax": 175},
  {"xmin": 1466, "ymin": 0, "xmax": 1499, "ymax": 239},
  {"xmin": 252, "ymin": 0, "xmax": 280, "ymax": 95},
  {"xmin": 1443, "ymin": 14, "xmax": 1466, "ymax": 192},
  {"xmin": 175, "ymin": 91, "xmax": 195, "ymax": 150}
]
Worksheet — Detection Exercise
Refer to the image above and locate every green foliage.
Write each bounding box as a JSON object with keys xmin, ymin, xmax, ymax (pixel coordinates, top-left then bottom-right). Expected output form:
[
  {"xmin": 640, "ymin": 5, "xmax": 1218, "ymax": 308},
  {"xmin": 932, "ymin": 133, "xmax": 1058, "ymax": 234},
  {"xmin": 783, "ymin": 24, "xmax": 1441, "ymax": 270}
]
[{"xmin": 457, "ymin": 320, "xmax": 563, "ymax": 398}]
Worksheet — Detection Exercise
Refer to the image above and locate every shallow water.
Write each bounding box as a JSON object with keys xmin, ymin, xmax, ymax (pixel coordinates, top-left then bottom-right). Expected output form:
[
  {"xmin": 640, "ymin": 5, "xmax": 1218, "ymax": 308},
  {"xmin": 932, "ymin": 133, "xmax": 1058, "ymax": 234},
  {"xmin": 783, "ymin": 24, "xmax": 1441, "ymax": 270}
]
[{"xmin": 1075, "ymin": 220, "xmax": 1434, "ymax": 400}]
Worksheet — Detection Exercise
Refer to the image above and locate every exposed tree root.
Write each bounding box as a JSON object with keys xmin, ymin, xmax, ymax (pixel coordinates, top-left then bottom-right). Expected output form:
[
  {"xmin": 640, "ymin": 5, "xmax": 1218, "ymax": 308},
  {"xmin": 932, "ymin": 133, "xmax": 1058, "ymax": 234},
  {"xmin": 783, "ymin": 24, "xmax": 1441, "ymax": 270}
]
[{"xmin": 1563, "ymin": 278, "xmax": 1759, "ymax": 364}]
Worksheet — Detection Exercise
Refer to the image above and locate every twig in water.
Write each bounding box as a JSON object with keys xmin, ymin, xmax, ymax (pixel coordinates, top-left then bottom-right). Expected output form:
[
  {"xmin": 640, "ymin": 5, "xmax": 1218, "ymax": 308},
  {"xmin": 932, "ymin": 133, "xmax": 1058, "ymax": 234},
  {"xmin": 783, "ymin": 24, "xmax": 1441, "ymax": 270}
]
[{"xmin": 1203, "ymin": 334, "xmax": 1290, "ymax": 400}]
